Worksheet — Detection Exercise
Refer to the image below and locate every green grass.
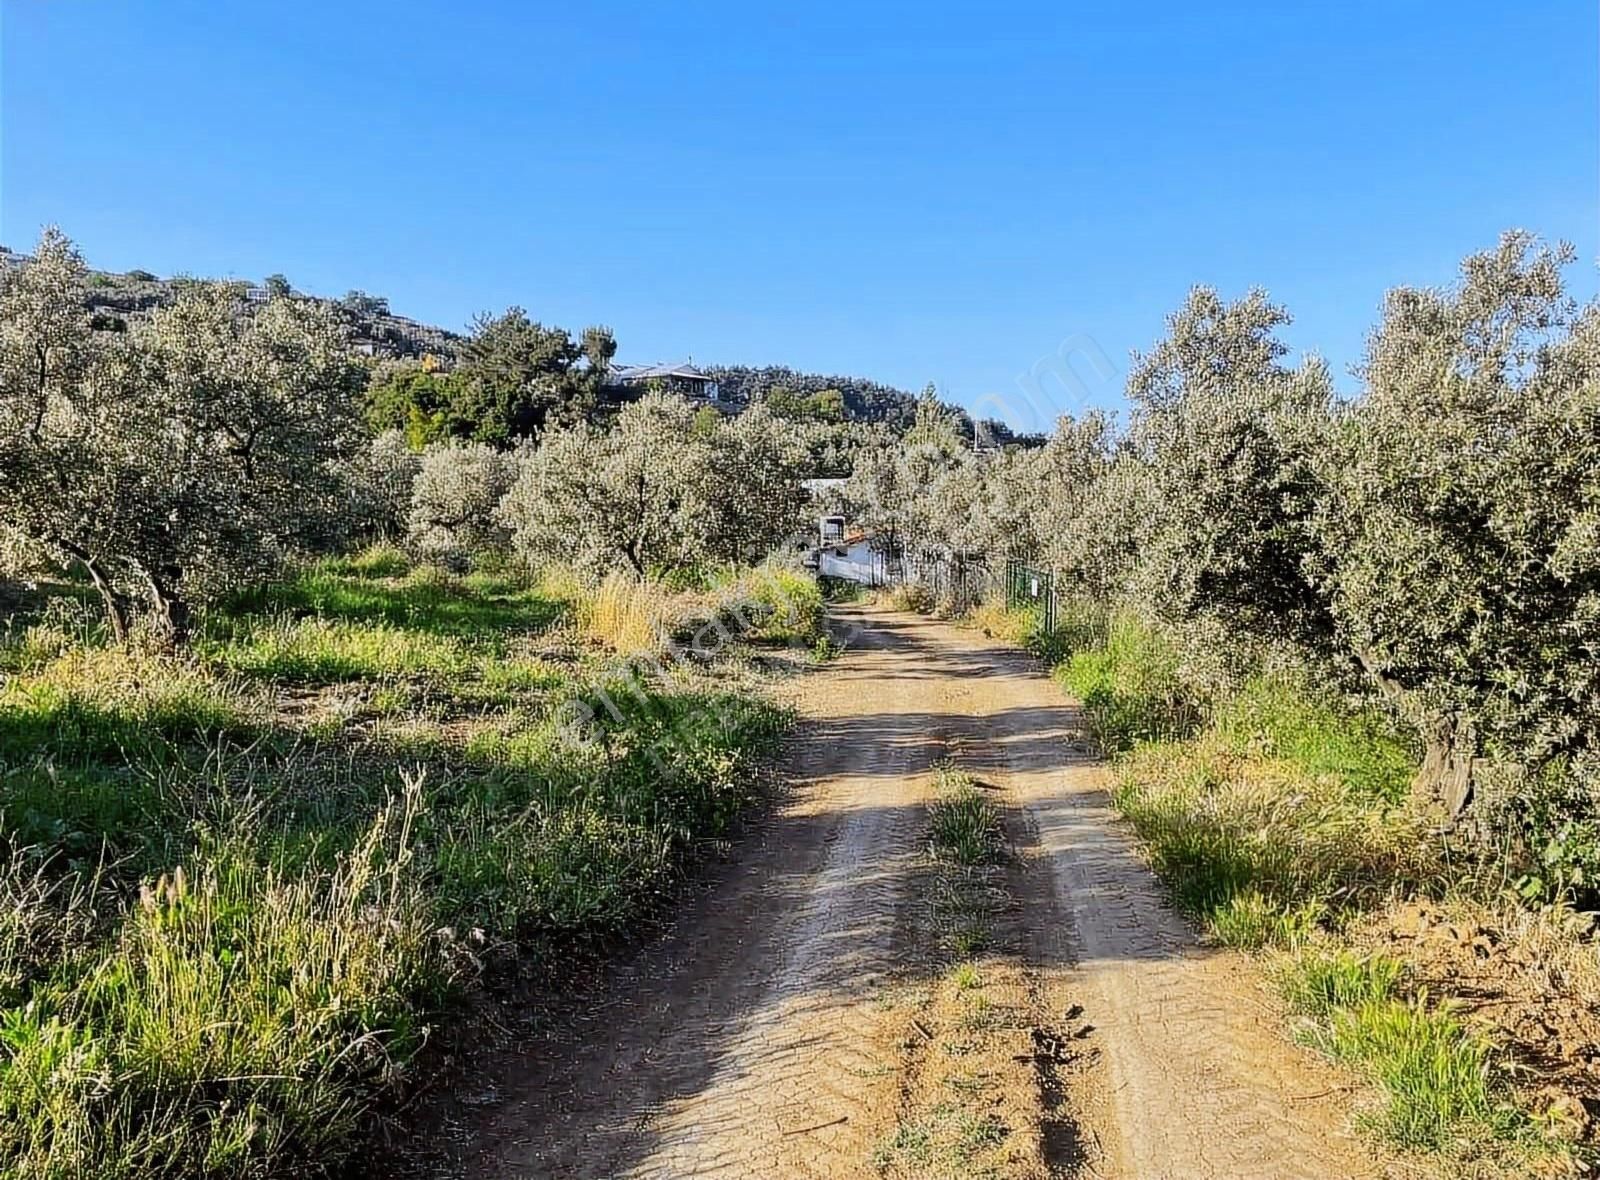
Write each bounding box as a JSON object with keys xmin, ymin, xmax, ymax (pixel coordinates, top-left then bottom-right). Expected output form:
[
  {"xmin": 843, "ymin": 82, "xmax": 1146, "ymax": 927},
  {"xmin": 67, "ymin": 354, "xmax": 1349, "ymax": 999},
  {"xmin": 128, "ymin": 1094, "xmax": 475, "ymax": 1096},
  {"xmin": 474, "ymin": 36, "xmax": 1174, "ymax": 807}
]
[
  {"xmin": 872, "ymin": 1104, "xmax": 1008, "ymax": 1177},
  {"xmin": 1110, "ymin": 735, "xmax": 1434, "ymax": 949},
  {"xmin": 1066, "ymin": 656, "xmax": 1432, "ymax": 952},
  {"xmin": 1057, "ymin": 613, "xmax": 1201, "ymax": 751},
  {"xmin": 0, "ymin": 556, "xmax": 791, "ymax": 1179},
  {"xmin": 0, "ymin": 789, "xmax": 445, "ymax": 1179},
  {"xmin": 1205, "ymin": 889, "xmax": 1324, "ymax": 950},
  {"xmin": 1276, "ymin": 948, "xmax": 1404, "ymax": 1017},
  {"xmin": 222, "ymin": 553, "xmax": 566, "ymax": 639},
  {"xmin": 1032, "ymin": 610, "xmax": 1570, "ymax": 1171},
  {"xmin": 0, "ymin": 647, "xmax": 256, "ymax": 759},
  {"xmin": 1298, "ymin": 993, "xmax": 1528, "ymax": 1155},
  {"xmin": 922, "ymin": 768, "xmax": 1007, "ymax": 961},
  {"xmin": 1213, "ymin": 677, "xmax": 1415, "ymax": 801},
  {"xmin": 1276, "ymin": 950, "xmax": 1537, "ymax": 1158},
  {"xmin": 203, "ymin": 615, "xmax": 482, "ymax": 684},
  {"xmin": 927, "ymin": 768, "xmax": 1004, "ymax": 867}
]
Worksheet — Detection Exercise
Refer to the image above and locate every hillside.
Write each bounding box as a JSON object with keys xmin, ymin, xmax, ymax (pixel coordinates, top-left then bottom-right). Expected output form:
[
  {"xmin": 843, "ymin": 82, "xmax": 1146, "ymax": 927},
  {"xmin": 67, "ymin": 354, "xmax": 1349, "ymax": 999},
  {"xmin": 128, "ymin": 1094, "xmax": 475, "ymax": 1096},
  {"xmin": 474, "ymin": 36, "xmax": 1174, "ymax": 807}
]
[
  {"xmin": 0, "ymin": 243, "xmax": 1033, "ymax": 438},
  {"xmin": 0, "ymin": 244, "xmax": 463, "ymax": 362}
]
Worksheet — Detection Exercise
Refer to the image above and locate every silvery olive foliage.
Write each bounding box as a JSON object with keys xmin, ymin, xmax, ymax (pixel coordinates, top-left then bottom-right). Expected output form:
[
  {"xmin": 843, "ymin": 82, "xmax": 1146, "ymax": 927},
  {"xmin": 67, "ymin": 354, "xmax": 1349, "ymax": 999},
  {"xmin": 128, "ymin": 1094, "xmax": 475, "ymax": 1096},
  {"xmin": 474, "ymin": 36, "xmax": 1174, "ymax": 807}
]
[
  {"xmin": 1004, "ymin": 411, "xmax": 1116, "ymax": 578},
  {"xmin": 500, "ymin": 393, "xmax": 710, "ymax": 576},
  {"xmin": 0, "ymin": 229, "xmax": 365, "ymax": 641},
  {"xmin": 851, "ymin": 235, "xmax": 1600, "ymax": 855},
  {"xmin": 842, "ymin": 393, "xmax": 972, "ymax": 559},
  {"xmin": 844, "ymin": 394, "xmax": 1115, "ymax": 579},
  {"xmin": 1120, "ymin": 288, "xmax": 1337, "ymax": 654},
  {"xmin": 405, "ymin": 440, "xmax": 520, "ymax": 570},
  {"xmin": 1312, "ymin": 233, "xmax": 1600, "ymax": 822},
  {"xmin": 704, "ymin": 402, "xmax": 812, "ymax": 564},
  {"xmin": 336, "ymin": 430, "xmax": 423, "ymax": 542},
  {"xmin": 500, "ymin": 392, "xmax": 807, "ymax": 576}
]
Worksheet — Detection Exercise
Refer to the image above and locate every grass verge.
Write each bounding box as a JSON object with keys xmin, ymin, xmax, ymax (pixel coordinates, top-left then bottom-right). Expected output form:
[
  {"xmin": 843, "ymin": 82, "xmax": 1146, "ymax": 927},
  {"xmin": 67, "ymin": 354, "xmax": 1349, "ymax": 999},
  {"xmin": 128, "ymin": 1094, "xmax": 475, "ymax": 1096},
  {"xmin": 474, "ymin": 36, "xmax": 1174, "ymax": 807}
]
[
  {"xmin": 0, "ymin": 552, "xmax": 794, "ymax": 1178},
  {"xmin": 873, "ymin": 766, "xmax": 1065, "ymax": 1179},
  {"xmin": 981, "ymin": 604, "xmax": 1595, "ymax": 1174}
]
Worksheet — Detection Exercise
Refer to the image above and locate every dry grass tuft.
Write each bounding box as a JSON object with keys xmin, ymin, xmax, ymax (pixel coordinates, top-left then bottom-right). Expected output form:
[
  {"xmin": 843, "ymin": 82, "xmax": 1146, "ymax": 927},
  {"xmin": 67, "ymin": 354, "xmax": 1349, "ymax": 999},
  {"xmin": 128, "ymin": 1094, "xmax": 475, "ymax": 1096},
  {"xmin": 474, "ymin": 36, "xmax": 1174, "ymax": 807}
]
[{"xmin": 574, "ymin": 573, "xmax": 684, "ymax": 657}]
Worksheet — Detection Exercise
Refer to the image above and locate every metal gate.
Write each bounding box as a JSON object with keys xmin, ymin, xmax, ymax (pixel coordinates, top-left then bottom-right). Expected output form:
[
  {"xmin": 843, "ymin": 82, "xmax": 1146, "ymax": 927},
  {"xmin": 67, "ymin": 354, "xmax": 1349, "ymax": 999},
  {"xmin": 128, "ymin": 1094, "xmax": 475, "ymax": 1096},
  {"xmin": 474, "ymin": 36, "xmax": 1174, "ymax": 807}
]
[
  {"xmin": 1005, "ymin": 559, "xmax": 1056, "ymax": 633},
  {"xmin": 900, "ymin": 552, "xmax": 992, "ymax": 612}
]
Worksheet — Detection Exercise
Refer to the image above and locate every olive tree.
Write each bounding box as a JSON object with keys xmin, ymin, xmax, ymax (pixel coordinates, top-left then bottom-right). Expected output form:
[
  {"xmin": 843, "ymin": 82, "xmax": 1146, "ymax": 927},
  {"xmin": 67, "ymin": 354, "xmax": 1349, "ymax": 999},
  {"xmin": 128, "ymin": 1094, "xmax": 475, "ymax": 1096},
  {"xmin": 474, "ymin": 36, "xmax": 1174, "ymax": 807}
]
[
  {"xmin": 0, "ymin": 228, "xmax": 121, "ymax": 628},
  {"xmin": 405, "ymin": 440, "xmax": 520, "ymax": 570},
  {"xmin": 500, "ymin": 393, "xmax": 715, "ymax": 576},
  {"xmin": 1313, "ymin": 233, "xmax": 1600, "ymax": 819},
  {"xmin": 1119, "ymin": 287, "xmax": 1337, "ymax": 655},
  {"xmin": 703, "ymin": 403, "xmax": 810, "ymax": 564},
  {"xmin": 337, "ymin": 430, "xmax": 422, "ymax": 543},
  {"xmin": 0, "ymin": 230, "xmax": 366, "ymax": 642},
  {"xmin": 995, "ymin": 410, "xmax": 1116, "ymax": 573},
  {"xmin": 842, "ymin": 393, "xmax": 970, "ymax": 561}
]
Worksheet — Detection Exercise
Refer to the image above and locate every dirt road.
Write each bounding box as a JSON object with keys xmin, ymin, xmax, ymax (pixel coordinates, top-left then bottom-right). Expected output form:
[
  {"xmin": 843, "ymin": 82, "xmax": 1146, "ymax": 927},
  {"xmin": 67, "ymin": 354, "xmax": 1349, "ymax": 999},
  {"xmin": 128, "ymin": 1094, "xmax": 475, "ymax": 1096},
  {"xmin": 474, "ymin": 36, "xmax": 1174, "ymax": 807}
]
[{"xmin": 445, "ymin": 604, "xmax": 1375, "ymax": 1179}]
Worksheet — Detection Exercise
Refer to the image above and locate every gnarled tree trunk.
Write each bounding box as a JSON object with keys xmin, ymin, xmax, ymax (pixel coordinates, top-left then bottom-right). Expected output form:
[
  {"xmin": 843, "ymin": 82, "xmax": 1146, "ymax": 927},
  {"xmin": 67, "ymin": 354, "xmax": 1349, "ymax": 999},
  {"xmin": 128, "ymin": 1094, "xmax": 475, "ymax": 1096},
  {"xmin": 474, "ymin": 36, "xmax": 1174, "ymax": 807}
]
[
  {"xmin": 139, "ymin": 563, "xmax": 192, "ymax": 648},
  {"xmin": 85, "ymin": 557, "xmax": 131, "ymax": 646},
  {"xmin": 1412, "ymin": 713, "xmax": 1478, "ymax": 821},
  {"xmin": 52, "ymin": 537, "xmax": 130, "ymax": 645},
  {"xmin": 1353, "ymin": 647, "xmax": 1478, "ymax": 822}
]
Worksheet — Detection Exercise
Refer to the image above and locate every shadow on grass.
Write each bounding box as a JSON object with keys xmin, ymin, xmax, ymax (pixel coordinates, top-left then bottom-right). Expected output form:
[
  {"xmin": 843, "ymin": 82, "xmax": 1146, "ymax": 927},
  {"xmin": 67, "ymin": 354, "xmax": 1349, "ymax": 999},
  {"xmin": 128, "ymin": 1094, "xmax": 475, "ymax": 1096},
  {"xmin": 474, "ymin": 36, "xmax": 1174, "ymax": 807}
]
[{"xmin": 222, "ymin": 567, "xmax": 569, "ymax": 639}]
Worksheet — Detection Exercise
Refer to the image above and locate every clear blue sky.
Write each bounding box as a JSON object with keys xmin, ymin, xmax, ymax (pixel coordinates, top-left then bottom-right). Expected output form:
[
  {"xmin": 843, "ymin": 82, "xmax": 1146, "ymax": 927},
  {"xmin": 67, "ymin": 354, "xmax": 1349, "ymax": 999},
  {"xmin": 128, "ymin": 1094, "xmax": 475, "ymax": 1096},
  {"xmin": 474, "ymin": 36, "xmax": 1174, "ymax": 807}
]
[{"xmin": 3, "ymin": 1, "xmax": 1595, "ymax": 429}]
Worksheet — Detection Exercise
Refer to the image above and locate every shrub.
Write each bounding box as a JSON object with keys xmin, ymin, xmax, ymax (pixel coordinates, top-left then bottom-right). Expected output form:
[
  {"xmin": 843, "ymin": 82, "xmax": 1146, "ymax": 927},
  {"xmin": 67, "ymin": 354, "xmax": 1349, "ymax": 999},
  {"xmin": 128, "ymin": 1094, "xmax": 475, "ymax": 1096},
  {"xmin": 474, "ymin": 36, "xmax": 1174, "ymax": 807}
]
[
  {"xmin": 405, "ymin": 441, "xmax": 519, "ymax": 571},
  {"xmin": 715, "ymin": 566, "xmax": 826, "ymax": 648},
  {"xmin": 889, "ymin": 583, "xmax": 935, "ymax": 614}
]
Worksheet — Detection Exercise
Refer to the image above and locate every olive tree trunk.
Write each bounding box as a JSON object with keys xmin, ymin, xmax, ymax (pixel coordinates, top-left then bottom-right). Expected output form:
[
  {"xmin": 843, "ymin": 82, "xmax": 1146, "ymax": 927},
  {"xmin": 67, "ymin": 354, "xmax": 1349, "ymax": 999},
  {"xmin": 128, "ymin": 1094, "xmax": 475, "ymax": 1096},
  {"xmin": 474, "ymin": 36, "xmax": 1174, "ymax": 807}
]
[
  {"xmin": 139, "ymin": 564, "xmax": 193, "ymax": 647},
  {"xmin": 52, "ymin": 538, "xmax": 130, "ymax": 645},
  {"xmin": 1412, "ymin": 714, "xmax": 1478, "ymax": 821},
  {"xmin": 1354, "ymin": 647, "xmax": 1477, "ymax": 821}
]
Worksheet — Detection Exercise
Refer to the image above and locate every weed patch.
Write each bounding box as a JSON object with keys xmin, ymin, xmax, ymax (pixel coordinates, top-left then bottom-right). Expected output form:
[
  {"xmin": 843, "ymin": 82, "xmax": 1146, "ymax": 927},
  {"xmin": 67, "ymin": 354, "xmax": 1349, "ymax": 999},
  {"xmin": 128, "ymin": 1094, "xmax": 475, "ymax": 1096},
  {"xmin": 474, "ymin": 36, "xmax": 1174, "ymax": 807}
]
[
  {"xmin": 0, "ymin": 557, "xmax": 792, "ymax": 1178},
  {"xmin": 928, "ymin": 769, "xmax": 1004, "ymax": 867},
  {"xmin": 1057, "ymin": 614, "xmax": 1200, "ymax": 751},
  {"xmin": 1111, "ymin": 734, "xmax": 1435, "ymax": 948}
]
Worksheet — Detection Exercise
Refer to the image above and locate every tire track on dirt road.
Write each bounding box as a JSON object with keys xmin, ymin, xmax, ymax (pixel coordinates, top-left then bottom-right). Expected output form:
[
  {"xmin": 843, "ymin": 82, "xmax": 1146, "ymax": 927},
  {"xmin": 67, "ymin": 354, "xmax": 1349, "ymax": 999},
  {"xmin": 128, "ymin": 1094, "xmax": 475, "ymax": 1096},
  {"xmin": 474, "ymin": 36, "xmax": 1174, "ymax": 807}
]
[
  {"xmin": 451, "ymin": 607, "xmax": 953, "ymax": 1179},
  {"xmin": 903, "ymin": 607, "xmax": 1381, "ymax": 1180},
  {"xmin": 442, "ymin": 603, "xmax": 1376, "ymax": 1179}
]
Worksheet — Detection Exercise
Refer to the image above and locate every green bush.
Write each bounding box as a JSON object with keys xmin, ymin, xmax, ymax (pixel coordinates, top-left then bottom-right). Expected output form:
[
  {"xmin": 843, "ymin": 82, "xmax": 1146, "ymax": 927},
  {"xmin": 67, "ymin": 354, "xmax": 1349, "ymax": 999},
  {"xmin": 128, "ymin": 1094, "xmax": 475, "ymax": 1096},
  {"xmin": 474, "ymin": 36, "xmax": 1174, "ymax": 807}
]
[{"xmin": 1058, "ymin": 614, "xmax": 1201, "ymax": 751}]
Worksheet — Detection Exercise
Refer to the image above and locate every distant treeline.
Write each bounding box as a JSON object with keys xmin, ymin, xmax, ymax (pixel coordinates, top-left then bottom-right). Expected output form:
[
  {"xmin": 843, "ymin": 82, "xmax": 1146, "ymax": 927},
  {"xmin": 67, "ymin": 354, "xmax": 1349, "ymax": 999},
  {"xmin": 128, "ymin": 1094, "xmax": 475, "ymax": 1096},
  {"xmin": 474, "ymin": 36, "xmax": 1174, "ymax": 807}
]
[
  {"xmin": 0, "ymin": 242, "xmax": 1040, "ymax": 446},
  {"xmin": 707, "ymin": 364, "xmax": 1043, "ymax": 446}
]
